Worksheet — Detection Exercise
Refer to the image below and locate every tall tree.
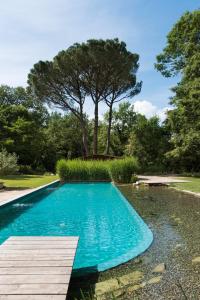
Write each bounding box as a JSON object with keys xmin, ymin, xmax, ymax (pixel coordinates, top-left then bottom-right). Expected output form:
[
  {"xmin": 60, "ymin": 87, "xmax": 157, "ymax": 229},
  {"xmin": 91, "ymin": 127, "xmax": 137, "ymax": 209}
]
[
  {"xmin": 155, "ymin": 10, "xmax": 200, "ymax": 171},
  {"xmin": 99, "ymin": 40, "xmax": 141, "ymax": 154},
  {"xmin": 77, "ymin": 39, "xmax": 141, "ymax": 155},
  {"xmin": 28, "ymin": 49, "xmax": 89, "ymax": 157},
  {"xmin": 106, "ymin": 102, "xmax": 137, "ymax": 155}
]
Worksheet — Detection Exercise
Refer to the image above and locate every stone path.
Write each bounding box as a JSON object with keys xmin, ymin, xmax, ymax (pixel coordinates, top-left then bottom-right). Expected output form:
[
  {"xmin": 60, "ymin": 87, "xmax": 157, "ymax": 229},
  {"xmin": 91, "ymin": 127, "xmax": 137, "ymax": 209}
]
[
  {"xmin": 0, "ymin": 189, "xmax": 33, "ymax": 205},
  {"xmin": 0, "ymin": 180, "xmax": 59, "ymax": 207},
  {"xmin": 137, "ymin": 175, "xmax": 189, "ymax": 185}
]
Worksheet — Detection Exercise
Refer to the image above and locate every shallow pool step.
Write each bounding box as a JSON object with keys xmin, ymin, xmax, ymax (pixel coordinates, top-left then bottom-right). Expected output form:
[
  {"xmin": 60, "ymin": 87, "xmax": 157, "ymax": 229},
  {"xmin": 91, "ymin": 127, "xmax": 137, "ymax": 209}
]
[{"xmin": 0, "ymin": 236, "xmax": 79, "ymax": 299}]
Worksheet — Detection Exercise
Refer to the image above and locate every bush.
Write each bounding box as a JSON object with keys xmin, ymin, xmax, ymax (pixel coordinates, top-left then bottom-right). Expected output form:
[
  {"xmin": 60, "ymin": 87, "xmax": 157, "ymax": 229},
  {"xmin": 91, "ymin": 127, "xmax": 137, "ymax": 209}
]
[
  {"xmin": 109, "ymin": 157, "xmax": 138, "ymax": 183},
  {"xmin": 56, "ymin": 157, "xmax": 138, "ymax": 183},
  {"xmin": 0, "ymin": 149, "xmax": 19, "ymax": 175},
  {"xmin": 19, "ymin": 165, "xmax": 33, "ymax": 174}
]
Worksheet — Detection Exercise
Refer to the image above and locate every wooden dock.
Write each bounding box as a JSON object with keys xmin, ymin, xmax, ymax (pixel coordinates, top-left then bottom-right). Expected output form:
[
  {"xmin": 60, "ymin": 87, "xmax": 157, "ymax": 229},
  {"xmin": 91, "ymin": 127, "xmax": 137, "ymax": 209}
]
[{"xmin": 0, "ymin": 236, "xmax": 79, "ymax": 300}]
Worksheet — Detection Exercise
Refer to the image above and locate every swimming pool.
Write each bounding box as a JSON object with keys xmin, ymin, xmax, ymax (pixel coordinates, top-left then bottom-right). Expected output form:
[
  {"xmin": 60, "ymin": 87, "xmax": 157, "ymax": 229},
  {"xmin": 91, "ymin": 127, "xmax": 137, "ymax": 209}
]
[{"xmin": 0, "ymin": 182, "xmax": 153, "ymax": 273}]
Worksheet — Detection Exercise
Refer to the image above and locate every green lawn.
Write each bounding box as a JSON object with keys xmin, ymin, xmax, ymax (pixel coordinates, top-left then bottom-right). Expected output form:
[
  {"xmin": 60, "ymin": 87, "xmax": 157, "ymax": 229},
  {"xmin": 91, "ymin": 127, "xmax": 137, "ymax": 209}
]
[
  {"xmin": 0, "ymin": 175, "xmax": 58, "ymax": 189},
  {"xmin": 171, "ymin": 177, "xmax": 200, "ymax": 193}
]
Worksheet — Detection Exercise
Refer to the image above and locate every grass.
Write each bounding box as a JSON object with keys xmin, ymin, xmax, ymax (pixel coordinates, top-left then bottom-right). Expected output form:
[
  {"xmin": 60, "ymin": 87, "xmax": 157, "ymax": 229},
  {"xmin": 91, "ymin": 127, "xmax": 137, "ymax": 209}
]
[
  {"xmin": 171, "ymin": 176, "xmax": 200, "ymax": 193},
  {"xmin": 56, "ymin": 158, "xmax": 138, "ymax": 183},
  {"xmin": 0, "ymin": 174, "xmax": 58, "ymax": 189},
  {"xmin": 56, "ymin": 159, "xmax": 111, "ymax": 182}
]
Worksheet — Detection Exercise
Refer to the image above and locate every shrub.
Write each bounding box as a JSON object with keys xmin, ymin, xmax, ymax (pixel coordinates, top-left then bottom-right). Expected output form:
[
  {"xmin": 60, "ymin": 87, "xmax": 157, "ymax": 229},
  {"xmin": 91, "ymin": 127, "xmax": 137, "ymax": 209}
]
[
  {"xmin": 19, "ymin": 165, "xmax": 33, "ymax": 174},
  {"xmin": 131, "ymin": 175, "xmax": 138, "ymax": 183},
  {"xmin": 0, "ymin": 149, "xmax": 19, "ymax": 175},
  {"xmin": 56, "ymin": 157, "xmax": 138, "ymax": 183},
  {"xmin": 109, "ymin": 157, "xmax": 138, "ymax": 183}
]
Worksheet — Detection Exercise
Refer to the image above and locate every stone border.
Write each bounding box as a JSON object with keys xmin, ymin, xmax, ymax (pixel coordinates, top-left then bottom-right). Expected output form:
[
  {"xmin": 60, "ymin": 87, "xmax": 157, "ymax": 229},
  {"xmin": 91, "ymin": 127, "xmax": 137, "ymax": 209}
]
[
  {"xmin": 0, "ymin": 180, "xmax": 60, "ymax": 208},
  {"xmin": 169, "ymin": 186, "xmax": 200, "ymax": 198}
]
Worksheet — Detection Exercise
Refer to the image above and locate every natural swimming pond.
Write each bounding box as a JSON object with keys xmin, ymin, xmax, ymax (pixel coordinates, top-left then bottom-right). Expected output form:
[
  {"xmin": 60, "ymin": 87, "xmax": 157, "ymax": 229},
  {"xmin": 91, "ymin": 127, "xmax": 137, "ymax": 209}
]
[
  {"xmin": 68, "ymin": 186, "xmax": 200, "ymax": 300},
  {"xmin": 0, "ymin": 182, "xmax": 153, "ymax": 273}
]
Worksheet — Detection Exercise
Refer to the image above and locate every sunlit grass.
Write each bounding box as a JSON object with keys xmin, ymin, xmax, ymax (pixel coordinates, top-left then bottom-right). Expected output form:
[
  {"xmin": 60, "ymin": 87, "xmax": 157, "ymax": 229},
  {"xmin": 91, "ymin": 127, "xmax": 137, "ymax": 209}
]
[
  {"xmin": 0, "ymin": 175, "xmax": 58, "ymax": 189},
  {"xmin": 171, "ymin": 177, "xmax": 200, "ymax": 193}
]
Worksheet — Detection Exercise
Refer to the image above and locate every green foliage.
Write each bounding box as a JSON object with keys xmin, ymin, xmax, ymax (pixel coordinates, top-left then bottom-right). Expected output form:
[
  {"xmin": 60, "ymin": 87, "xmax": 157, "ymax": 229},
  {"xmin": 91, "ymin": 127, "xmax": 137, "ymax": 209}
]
[
  {"xmin": 131, "ymin": 175, "xmax": 138, "ymax": 183},
  {"xmin": 43, "ymin": 113, "xmax": 84, "ymax": 171},
  {"xmin": 100, "ymin": 102, "xmax": 137, "ymax": 156},
  {"xmin": 0, "ymin": 104, "xmax": 47, "ymax": 168},
  {"xmin": 0, "ymin": 148, "xmax": 19, "ymax": 175},
  {"xmin": 155, "ymin": 9, "xmax": 200, "ymax": 172},
  {"xmin": 56, "ymin": 159, "xmax": 110, "ymax": 182},
  {"xmin": 109, "ymin": 157, "xmax": 138, "ymax": 183},
  {"xmin": 125, "ymin": 116, "xmax": 170, "ymax": 172},
  {"xmin": 56, "ymin": 158, "xmax": 138, "ymax": 183},
  {"xmin": 155, "ymin": 10, "xmax": 200, "ymax": 77},
  {"xmin": 28, "ymin": 38, "xmax": 141, "ymax": 156}
]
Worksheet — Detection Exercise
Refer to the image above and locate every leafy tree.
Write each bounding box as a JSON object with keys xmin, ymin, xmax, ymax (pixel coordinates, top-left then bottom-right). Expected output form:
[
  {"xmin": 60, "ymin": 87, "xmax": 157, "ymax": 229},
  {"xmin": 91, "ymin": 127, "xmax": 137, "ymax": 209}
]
[
  {"xmin": 155, "ymin": 10, "xmax": 200, "ymax": 171},
  {"xmin": 0, "ymin": 105, "xmax": 47, "ymax": 168},
  {"xmin": 77, "ymin": 39, "xmax": 141, "ymax": 155},
  {"xmin": 0, "ymin": 85, "xmax": 46, "ymax": 112},
  {"xmin": 28, "ymin": 49, "xmax": 89, "ymax": 156},
  {"xmin": 110, "ymin": 102, "xmax": 137, "ymax": 155},
  {"xmin": 28, "ymin": 38, "xmax": 141, "ymax": 156},
  {"xmin": 155, "ymin": 10, "xmax": 200, "ymax": 77},
  {"xmin": 0, "ymin": 85, "xmax": 28, "ymax": 106},
  {"xmin": 43, "ymin": 113, "xmax": 85, "ymax": 171},
  {"xmin": 100, "ymin": 40, "xmax": 141, "ymax": 154},
  {"xmin": 125, "ymin": 116, "xmax": 170, "ymax": 171}
]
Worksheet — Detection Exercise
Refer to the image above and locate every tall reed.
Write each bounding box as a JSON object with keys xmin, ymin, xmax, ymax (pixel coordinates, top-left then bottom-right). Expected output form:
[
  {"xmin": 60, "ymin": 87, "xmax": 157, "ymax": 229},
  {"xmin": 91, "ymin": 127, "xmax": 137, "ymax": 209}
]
[{"xmin": 56, "ymin": 157, "xmax": 138, "ymax": 183}]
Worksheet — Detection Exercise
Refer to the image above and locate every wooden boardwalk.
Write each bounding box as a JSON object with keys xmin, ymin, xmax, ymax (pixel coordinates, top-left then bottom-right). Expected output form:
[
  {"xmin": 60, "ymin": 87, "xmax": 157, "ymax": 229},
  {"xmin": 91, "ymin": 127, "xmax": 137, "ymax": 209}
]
[{"xmin": 0, "ymin": 236, "xmax": 79, "ymax": 300}]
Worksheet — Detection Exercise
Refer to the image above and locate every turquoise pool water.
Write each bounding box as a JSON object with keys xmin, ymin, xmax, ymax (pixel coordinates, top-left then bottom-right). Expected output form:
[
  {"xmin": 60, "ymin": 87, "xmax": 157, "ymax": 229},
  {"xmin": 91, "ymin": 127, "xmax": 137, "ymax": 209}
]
[{"xmin": 0, "ymin": 183, "xmax": 153, "ymax": 272}]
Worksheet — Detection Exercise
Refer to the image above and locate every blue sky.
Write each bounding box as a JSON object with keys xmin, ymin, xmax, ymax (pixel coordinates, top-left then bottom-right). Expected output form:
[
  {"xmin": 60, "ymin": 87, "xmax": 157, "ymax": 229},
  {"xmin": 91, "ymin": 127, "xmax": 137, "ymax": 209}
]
[{"xmin": 0, "ymin": 0, "xmax": 199, "ymax": 119}]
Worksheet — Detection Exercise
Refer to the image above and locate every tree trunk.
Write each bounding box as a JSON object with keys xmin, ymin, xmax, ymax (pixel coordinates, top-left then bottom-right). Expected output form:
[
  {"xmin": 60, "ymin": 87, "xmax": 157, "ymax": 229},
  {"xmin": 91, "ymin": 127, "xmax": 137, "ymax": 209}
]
[
  {"xmin": 80, "ymin": 105, "xmax": 89, "ymax": 158},
  {"xmin": 93, "ymin": 102, "xmax": 98, "ymax": 155},
  {"xmin": 82, "ymin": 123, "xmax": 89, "ymax": 157},
  {"xmin": 105, "ymin": 104, "xmax": 113, "ymax": 155}
]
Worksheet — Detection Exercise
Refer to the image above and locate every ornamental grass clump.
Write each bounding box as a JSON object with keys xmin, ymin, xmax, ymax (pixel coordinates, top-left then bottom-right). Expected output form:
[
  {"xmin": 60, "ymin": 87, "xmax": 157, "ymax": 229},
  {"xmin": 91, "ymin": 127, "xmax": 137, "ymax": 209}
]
[
  {"xmin": 56, "ymin": 159, "xmax": 110, "ymax": 182},
  {"xmin": 109, "ymin": 157, "xmax": 138, "ymax": 183},
  {"xmin": 88, "ymin": 161, "xmax": 110, "ymax": 181},
  {"xmin": 56, "ymin": 157, "xmax": 138, "ymax": 183}
]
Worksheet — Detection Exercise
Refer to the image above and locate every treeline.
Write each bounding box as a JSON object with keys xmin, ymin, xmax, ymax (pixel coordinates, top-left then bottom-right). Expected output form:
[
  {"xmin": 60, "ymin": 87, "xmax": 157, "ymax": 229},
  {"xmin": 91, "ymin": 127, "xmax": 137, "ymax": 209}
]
[
  {"xmin": 0, "ymin": 9, "xmax": 199, "ymax": 174},
  {"xmin": 0, "ymin": 86, "xmax": 169, "ymax": 173}
]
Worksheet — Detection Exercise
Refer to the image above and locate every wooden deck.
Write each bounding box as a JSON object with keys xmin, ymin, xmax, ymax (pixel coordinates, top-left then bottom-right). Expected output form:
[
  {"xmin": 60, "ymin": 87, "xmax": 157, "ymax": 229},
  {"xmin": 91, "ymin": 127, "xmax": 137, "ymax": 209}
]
[{"xmin": 0, "ymin": 236, "xmax": 79, "ymax": 300}]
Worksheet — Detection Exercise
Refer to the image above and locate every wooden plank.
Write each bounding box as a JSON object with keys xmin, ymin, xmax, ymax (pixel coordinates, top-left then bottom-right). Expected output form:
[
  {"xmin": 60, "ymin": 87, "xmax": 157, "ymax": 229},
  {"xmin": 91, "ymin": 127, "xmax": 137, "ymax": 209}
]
[
  {"xmin": 8, "ymin": 236, "xmax": 78, "ymax": 241},
  {"xmin": 0, "ymin": 255, "xmax": 74, "ymax": 260},
  {"xmin": 0, "ymin": 249, "xmax": 76, "ymax": 255},
  {"xmin": 0, "ymin": 274, "xmax": 70, "ymax": 284},
  {"xmin": 0, "ymin": 267, "xmax": 72, "ymax": 275},
  {"xmin": 0, "ymin": 296, "xmax": 67, "ymax": 300},
  {"xmin": 0, "ymin": 236, "xmax": 79, "ymax": 298},
  {"xmin": 3, "ymin": 240, "xmax": 77, "ymax": 246},
  {"xmin": 0, "ymin": 260, "xmax": 73, "ymax": 267},
  {"xmin": 0, "ymin": 244, "xmax": 77, "ymax": 249},
  {"xmin": 0, "ymin": 283, "xmax": 68, "ymax": 295}
]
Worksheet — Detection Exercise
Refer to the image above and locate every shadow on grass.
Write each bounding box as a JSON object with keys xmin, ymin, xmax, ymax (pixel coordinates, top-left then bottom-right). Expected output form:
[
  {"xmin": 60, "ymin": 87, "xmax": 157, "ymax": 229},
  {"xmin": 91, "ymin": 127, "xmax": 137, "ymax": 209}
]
[
  {"xmin": 2, "ymin": 187, "xmax": 32, "ymax": 191},
  {"xmin": 68, "ymin": 266, "xmax": 99, "ymax": 300},
  {"xmin": 0, "ymin": 175, "xmax": 43, "ymax": 181}
]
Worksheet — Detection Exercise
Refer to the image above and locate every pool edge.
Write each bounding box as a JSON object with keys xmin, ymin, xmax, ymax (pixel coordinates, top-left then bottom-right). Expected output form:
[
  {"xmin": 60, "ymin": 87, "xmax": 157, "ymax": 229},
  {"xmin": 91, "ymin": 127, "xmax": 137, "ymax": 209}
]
[{"xmin": 0, "ymin": 179, "xmax": 60, "ymax": 209}]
